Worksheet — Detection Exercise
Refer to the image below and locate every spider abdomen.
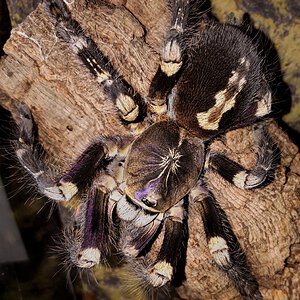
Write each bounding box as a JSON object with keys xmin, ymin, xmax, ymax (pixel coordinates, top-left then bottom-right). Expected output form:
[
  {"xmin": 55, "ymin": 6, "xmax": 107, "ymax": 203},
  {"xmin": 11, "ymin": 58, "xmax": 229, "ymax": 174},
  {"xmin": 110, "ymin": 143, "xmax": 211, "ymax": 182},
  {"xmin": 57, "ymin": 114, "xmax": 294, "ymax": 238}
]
[{"xmin": 169, "ymin": 22, "xmax": 272, "ymax": 140}]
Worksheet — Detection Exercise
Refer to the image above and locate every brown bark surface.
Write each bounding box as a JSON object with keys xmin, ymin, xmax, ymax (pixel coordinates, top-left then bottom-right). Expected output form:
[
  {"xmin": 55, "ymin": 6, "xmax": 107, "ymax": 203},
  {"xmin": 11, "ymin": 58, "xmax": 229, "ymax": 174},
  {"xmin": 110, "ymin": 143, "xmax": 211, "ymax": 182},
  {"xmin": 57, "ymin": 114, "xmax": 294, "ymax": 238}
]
[{"xmin": 0, "ymin": 1, "xmax": 299, "ymax": 299}]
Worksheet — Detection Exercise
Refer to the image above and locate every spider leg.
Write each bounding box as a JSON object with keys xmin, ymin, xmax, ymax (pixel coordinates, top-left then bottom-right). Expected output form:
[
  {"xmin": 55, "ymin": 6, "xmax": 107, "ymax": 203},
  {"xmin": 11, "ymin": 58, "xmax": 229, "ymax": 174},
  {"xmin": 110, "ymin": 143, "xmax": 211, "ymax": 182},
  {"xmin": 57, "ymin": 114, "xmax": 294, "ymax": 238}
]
[
  {"xmin": 76, "ymin": 184, "xmax": 112, "ymax": 267},
  {"xmin": 209, "ymin": 123, "xmax": 279, "ymax": 189},
  {"xmin": 63, "ymin": 174, "xmax": 118, "ymax": 268},
  {"xmin": 148, "ymin": 199, "xmax": 186, "ymax": 287},
  {"xmin": 44, "ymin": 0, "xmax": 144, "ymax": 122},
  {"xmin": 190, "ymin": 184, "xmax": 263, "ymax": 300},
  {"xmin": 149, "ymin": 0, "xmax": 190, "ymax": 105},
  {"xmin": 58, "ymin": 136, "xmax": 119, "ymax": 200},
  {"xmin": 121, "ymin": 199, "xmax": 186, "ymax": 288},
  {"xmin": 120, "ymin": 205, "xmax": 164, "ymax": 257},
  {"xmin": 14, "ymin": 102, "xmax": 122, "ymax": 201},
  {"xmin": 15, "ymin": 102, "xmax": 65, "ymax": 201}
]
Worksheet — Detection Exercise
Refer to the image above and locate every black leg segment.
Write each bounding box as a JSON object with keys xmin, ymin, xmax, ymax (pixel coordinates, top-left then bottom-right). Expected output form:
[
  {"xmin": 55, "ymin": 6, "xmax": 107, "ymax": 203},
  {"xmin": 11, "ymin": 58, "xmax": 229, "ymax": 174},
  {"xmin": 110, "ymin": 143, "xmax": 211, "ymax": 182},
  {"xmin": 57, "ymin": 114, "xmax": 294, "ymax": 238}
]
[
  {"xmin": 59, "ymin": 139, "xmax": 109, "ymax": 199},
  {"xmin": 210, "ymin": 124, "xmax": 279, "ymax": 189},
  {"xmin": 149, "ymin": 0, "xmax": 191, "ymax": 104},
  {"xmin": 190, "ymin": 183, "xmax": 263, "ymax": 300},
  {"xmin": 45, "ymin": 0, "xmax": 145, "ymax": 122},
  {"xmin": 77, "ymin": 186, "xmax": 112, "ymax": 267},
  {"xmin": 15, "ymin": 102, "xmax": 66, "ymax": 201}
]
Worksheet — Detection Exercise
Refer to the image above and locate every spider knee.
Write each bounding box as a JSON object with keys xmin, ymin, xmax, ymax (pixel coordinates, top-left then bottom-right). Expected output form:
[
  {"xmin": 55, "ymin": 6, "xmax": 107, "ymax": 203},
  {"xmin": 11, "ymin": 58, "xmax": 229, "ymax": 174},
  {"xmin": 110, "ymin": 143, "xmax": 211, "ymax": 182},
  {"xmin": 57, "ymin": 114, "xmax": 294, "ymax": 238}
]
[
  {"xmin": 148, "ymin": 260, "xmax": 173, "ymax": 287},
  {"xmin": 208, "ymin": 236, "xmax": 232, "ymax": 270},
  {"xmin": 76, "ymin": 247, "xmax": 101, "ymax": 268},
  {"xmin": 58, "ymin": 180, "xmax": 79, "ymax": 200},
  {"xmin": 115, "ymin": 94, "xmax": 139, "ymax": 122}
]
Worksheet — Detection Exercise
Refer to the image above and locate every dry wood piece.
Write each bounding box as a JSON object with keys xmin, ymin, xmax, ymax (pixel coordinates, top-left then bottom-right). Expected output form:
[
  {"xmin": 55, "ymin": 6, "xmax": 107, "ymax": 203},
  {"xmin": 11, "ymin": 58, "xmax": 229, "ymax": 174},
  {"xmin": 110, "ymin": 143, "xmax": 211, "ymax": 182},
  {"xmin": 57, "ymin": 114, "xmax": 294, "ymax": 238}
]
[{"xmin": 0, "ymin": 1, "xmax": 299, "ymax": 299}]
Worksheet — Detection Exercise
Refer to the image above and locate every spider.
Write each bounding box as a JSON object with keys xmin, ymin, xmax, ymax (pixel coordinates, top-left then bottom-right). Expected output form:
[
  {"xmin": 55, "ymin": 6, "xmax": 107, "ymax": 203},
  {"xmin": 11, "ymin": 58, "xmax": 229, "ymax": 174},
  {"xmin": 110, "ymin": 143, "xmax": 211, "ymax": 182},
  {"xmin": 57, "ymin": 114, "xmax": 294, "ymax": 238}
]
[{"xmin": 14, "ymin": 0, "xmax": 279, "ymax": 299}]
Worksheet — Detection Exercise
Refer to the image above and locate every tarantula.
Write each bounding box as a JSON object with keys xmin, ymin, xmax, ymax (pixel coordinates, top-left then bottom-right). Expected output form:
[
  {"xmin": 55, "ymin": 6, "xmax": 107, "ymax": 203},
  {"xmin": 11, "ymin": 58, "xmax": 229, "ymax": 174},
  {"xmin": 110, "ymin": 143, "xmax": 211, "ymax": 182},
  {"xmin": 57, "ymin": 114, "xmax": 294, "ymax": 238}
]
[{"xmin": 14, "ymin": 0, "xmax": 278, "ymax": 298}]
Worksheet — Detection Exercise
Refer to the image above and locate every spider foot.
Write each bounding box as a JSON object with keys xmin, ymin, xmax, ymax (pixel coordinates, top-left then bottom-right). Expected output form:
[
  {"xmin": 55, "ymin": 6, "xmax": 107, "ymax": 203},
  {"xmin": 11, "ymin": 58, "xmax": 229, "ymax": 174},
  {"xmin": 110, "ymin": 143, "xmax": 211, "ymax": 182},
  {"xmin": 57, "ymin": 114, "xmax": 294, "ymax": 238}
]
[
  {"xmin": 62, "ymin": 221, "xmax": 103, "ymax": 269},
  {"xmin": 208, "ymin": 236, "xmax": 232, "ymax": 270},
  {"xmin": 197, "ymin": 189, "xmax": 263, "ymax": 300},
  {"xmin": 244, "ymin": 124, "xmax": 279, "ymax": 189},
  {"xmin": 14, "ymin": 102, "xmax": 67, "ymax": 200},
  {"xmin": 123, "ymin": 216, "xmax": 186, "ymax": 289},
  {"xmin": 68, "ymin": 186, "xmax": 113, "ymax": 268},
  {"xmin": 120, "ymin": 197, "xmax": 187, "ymax": 289}
]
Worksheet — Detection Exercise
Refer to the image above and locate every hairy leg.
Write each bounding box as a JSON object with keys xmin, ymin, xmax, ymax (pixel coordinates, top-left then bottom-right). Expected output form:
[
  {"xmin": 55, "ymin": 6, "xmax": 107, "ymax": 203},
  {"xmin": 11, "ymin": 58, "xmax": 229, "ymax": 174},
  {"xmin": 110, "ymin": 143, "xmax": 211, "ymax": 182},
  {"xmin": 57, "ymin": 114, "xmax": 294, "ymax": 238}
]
[
  {"xmin": 149, "ymin": 0, "xmax": 191, "ymax": 105},
  {"xmin": 14, "ymin": 102, "xmax": 123, "ymax": 201},
  {"xmin": 76, "ymin": 185, "xmax": 113, "ymax": 267},
  {"xmin": 45, "ymin": 0, "xmax": 145, "ymax": 122},
  {"xmin": 119, "ymin": 199, "xmax": 187, "ymax": 288},
  {"xmin": 15, "ymin": 102, "xmax": 65, "ymax": 201},
  {"xmin": 148, "ymin": 199, "xmax": 186, "ymax": 287},
  {"xmin": 190, "ymin": 183, "xmax": 263, "ymax": 300},
  {"xmin": 209, "ymin": 124, "xmax": 279, "ymax": 189}
]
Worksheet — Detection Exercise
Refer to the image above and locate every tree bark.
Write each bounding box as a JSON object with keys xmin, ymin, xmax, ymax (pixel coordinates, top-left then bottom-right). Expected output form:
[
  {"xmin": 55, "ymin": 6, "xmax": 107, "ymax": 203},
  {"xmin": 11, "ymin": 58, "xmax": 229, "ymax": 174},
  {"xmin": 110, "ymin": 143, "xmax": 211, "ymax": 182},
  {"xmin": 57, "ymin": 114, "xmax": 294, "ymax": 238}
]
[{"xmin": 0, "ymin": 1, "xmax": 299, "ymax": 299}]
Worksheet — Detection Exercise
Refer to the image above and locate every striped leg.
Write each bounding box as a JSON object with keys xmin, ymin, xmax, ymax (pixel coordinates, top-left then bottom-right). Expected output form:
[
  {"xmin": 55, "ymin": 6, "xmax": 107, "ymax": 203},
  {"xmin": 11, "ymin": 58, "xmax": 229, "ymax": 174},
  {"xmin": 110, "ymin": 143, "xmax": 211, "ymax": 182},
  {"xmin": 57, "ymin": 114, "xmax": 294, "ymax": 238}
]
[
  {"xmin": 210, "ymin": 124, "xmax": 279, "ymax": 189},
  {"xmin": 149, "ymin": 0, "xmax": 190, "ymax": 104},
  {"xmin": 58, "ymin": 135, "xmax": 121, "ymax": 200},
  {"xmin": 15, "ymin": 102, "xmax": 65, "ymax": 201},
  {"xmin": 148, "ymin": 199, "xmax": 186, "ymax": 287},
  {"xmin": 149, "ymin": 0, "xmax": 211, "ymax": 111},
  {"xmin": 15, "ymin": 102, "xmax": 121, "ymax": 201},
  {"xmin": 45, "ymin": 0, "xmax": 145, "ymax": 122},
  {"xmin": 121, "ymin": 199, "xmax": 187, "ymax": 288},
  {"xmin": 76, "ymin": 185, "xmax": 113, "ymax": 267},
  {"xmin": 190, "ymin": 183, "xmax": 262, "ymax": 300},
  {"xmin": 62, "ymin": 176, "xmax": 117, "ymax": 268},
  {"xmin": 118, "ymin": 197, "xmax": 163, "ymax": 257}
]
